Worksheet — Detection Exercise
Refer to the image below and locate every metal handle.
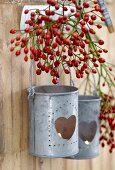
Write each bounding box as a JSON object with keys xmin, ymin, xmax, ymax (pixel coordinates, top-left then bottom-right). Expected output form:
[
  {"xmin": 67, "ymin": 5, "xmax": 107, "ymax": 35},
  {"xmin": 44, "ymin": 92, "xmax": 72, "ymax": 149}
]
[
  {"xmin": 98, "ymin": 0, "xmax": 114, "ymax": 33},
  {"xmin": 58, "ymin": 67, "xmax": 75, "ymax": 87},
  {"xmin": 28, "ymin": 60, "xmax": 36, "ymax": 98}
]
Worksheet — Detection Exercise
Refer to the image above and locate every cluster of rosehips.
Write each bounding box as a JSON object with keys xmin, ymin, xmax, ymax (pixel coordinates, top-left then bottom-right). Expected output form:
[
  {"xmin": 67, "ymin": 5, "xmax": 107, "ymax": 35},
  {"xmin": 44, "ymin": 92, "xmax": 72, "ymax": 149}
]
[
  {"xmin": 99, "ymin": 93, "xmax": 115, "ymax": 153},
  {"xmin": 10, "ymin": 0, "xmax": 108, "ymax": 84}
]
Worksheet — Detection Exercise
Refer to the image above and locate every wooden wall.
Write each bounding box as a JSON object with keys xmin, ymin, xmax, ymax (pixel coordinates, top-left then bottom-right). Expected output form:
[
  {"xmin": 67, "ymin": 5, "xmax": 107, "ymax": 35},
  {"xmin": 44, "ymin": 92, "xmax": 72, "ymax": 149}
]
[{"xmin": 0, "ymin": 0, "xmax": 115, "ymax": 170}]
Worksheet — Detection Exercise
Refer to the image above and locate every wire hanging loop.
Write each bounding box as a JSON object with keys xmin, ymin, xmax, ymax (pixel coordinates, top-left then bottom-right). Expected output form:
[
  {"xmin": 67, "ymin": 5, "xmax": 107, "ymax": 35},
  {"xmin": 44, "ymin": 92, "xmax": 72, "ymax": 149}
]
[
  {"xmin": 92, "ymin": 73, "xmax": 98, "ymax": 96},
  {"xmin": 28, "ymin": 60, "xmax": 36, "ymax": 98},
  {"xmin": 58, "ymin": 67, "xmax": 75, "ymax": 87}
]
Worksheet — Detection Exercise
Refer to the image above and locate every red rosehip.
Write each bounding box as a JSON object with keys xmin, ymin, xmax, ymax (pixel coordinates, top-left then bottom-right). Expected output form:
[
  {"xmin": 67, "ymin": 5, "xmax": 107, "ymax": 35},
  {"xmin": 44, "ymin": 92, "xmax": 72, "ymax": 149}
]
[
  {"xmin": 109, "ymin": 149, "xmax": 112, "ymax": 153},
  {"xmin": 10, "ymin": 39, "xmax": 15, "ymax": 44},
  {"xmin": 30, "ymin": 46, "xmax": 35, "ymax": 52},
  {"xmin": 101, "ymin": 143, "xmax": 105, "ymax": 147},
  {"xmin": 85, "ymin": 70, "xmax": 89, "ymax": 74},
  {"xmin": 54, "ymin": 71, "xmax": 59, "ymax": 78},
  {"xmin": 55, "ymin": 4, "xmax": 60, "ymax": 10},
  {"xmin": 67, "ymin": 60, "xmax": 73, "ymax": 67},
  {"xmin": 102, "ymin": 82, "xmax": 105, "ymax": 87},
  {"xmin": 15, "ymin": 50, "xmax": 21, "ymax": 56},
  {"xmin": 94, "ymin": 5, "xmax": 100, "ymax": 11},
  {"xmin": 37, "ymin": 62, "xmax": 42, "ymax": 68},
  {"xmin": 68, "ymin": 49, "xmax": 73, "ymax": 56},
  {"xmin": 80, "ymin": 20, "xmax": 85, "ymax": 25},
  {"xmin": 65, "ymin": 25, "xmax": 70, "ymax": 31},
  {"xmin": 24, "ymin": 56, "xmax": 28, "ymax": 62},
  {"xmin": 84, "ymin": 13, "xmax": 89, "ymax": 18},
  {"xmin": 36, "ymin": 69, "xmax": 41, "ymax": 75},
  {"xmin": 88, "ymin": 20, "xmax": 94, "ymax": 25},
  {"xmin": 36, "ymin": 29, "xmax": 43, "ymax": 35},
  {"xmin": 74, "ymin": 46, "xmax": 77, "ymax": 52},
  {"xmin": 50, "ymin": 11, "xmax": 55, "ymax": 15},
  {"xmin": 15, "ymin": 42, "xmax": 20, "ymax": 46},
  {"xmin": 64, "ymin": 39, "xmax": 71, "ymax": 45},
  {"xmin": 84, "ymin": 39, "xmax": 90, "ymax": 44},
  {"xmin": 92, "ymin": 57, "xmax": 97, "ymax": 62},
  {"xmin": 50, "ymin": 55, "xmax": 54, "ymax": 60},
  {"xmin": 74, "ymin": 12, "xmax": 80, "ymax": 18},
  {"xmin": 41, "ymin": 65, "xmax": 46, "ymax": 71},
  {"xmin": 25, "ymin": 20, "xmax": 30, "ymax": 25},
  {"xmin": 103, "ymin": 49, "xmax": 108, "ymax": 53},
  {"xmin": 72, "ymin": 32, "xmax": 79, "ymax": 38},
  {"xmin": 91, "ymin": 15, "xmax": 97, "ymax": 20},
  {"xmin": 45, "ymin": 10, "xmax": 51, "ymax": 16},
  {"xmin": 76, "ymin": 5, "xmax": 82, "ymax": 10},
  {"xmin": 80, "ymin": 32, "xmax": 84, "ymax": 38},
  {"xmin": 56, "ymin": 51, "xmax": 60, "ymax": 56},
  {"xmin": 10, "ymin": 47, "xmax": 14, "ymax": 52},
  {"xmin": 21, "ymin": 43, "xmax": 25, "ymax": 48},
  {"xmin": 16, "ymin": 36, "xmax": 21, "ymax": 41},
  {"xmin": 31, "ymin": 12, "xmax": 35, "ymax": 17},
  {"xmin": 92, "ymin": 68, "xmax": 97, "ymax": 74},
  {"xmin": 64, "ymin": 69, "xmax": 70, "ymax": 74},
  {"xmin": 10, "ymin": 29, "xmax": 16, "ymax": 34},
  {"xmin": 100, "ymin": 8, "xmax": 104, "ymax": 13},
  {"xmin": 39, "ymin": 38, "xmax": 43, "ymax": 44},
  {"xmin": 92, "ymin": 57, "xmax": 96, "ymax": 62},
  {"xmin": 101, "ymin": 17, "xmax": 106, "ymax": 21},
  {"xmin": 80, "ymin": 42, "xmax": 85, "ymax": 48},
  {"xmin": 83, "ymin": 16, "xmax": 89, "ymax": 22},
  {"xmin": 52, "ymin": 78, "xmax": 58, "ymax": 84},
  {"xmin": 84, "ymin": 55, "xmax": 89, "ymax": 61},
  {"xmin": 83, "ymin": 2, "xmax": 89, "ymax": 8},
  {"xmin": 62, "ymin": 55, "xmax": 67, "ymax": 60},
  {"xmin": 98, "ymin": 49, "xmax": 102, "ymax": 53},
  {"xmin": 72, "ymin": 60, "xmax": 79, "ymax": 67},
  {"xmin": 98, "ymin": 39, "xmax": 104, "ymax": 45},
  {"xmin": 70, "ymin": 8, "xmax": 75, "ymax": 13},
  {"xmin": 89, "ymin": 28, "xmax": 96, "ymax": 34},
  {"xmin": 42, "ymin": 54, "xmax": 47, "ymax": 60},
  {"xmin": 25, "ymin": 27, "xmax": 30, "ymax": 33},
  {"xmin": 54, "ymin": 60, "xmax": 60, "ymax": 67},
  {"xmin": 45, "ymin": 67, "xmax": 49, "ymax": 73},
  {"xmin": 94, "ymin": 0, "xmax": 98, "ymax": 4},
  {"xmin": 72, "ymin": 0, "xmax": 76, "ymax": 4},
  {"xmin": 24, "ymin": 47, "xmax": 28, "ymax": 54},
  {"xmin": 109, "ymin": 67, "xmax": 112, "ymax": 71},
  {"xmin": 52, "ymin": 43, "xmax": 58, "ymax": 49},
  {"xmin": 63, "ymin": 6, "xmax": 68, "ymax": 11},
  {"xmin": 24, "ymin": 9, "xmax": 29, "ymax": 14},
  {"xmin": 94, "ymin": 63, "xmax": 99, "ymax": 67},
  {"xmin": 82, "ymin": 26, "xmax": 88, "ymax": 34},
  {"xmin": 76, "ymin": 72, "xmax": 81, "ymax": 78},
  {"xmin": 22, "ymin": 37, "xmax": 27, "ymax": 43},
  {"xmin": 30, "ymin": 54, "xmax": 34, "ymax": 60},
  {"xmin": 96, "ymin": 24, "xmax": 102, "ymax": 29},
  {"xmin": 47, "ymin": 0, "xmax": 56, "ymax": 6}
]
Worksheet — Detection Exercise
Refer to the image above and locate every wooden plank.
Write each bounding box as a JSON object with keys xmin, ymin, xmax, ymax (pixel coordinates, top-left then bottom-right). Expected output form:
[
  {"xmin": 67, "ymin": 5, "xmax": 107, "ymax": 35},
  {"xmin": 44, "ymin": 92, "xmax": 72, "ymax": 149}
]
[
  {"xmin": 0, "ymin": 0, "xmax": 46, "ymax": 4},
  {"xmin": 0, "ymin": 31, "xmax": 5, "ymax": 153}
]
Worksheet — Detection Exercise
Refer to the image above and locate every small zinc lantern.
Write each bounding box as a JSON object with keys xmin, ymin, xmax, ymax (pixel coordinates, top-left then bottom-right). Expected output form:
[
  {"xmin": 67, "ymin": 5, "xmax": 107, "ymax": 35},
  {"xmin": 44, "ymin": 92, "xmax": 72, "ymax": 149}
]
[
  {"xmin": 28, "ymin": 85, "xmax": 79, "ymax": 158},
  {"xmin": 68, "ymin": 95, "xmax": 100, "ymax": 159}
]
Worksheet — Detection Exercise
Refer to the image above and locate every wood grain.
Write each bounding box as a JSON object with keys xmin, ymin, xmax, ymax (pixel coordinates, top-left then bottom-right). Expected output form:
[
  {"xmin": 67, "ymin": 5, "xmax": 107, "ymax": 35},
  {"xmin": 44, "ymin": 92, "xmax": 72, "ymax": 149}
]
[{"xmin": 0, "ymin": 1, "xmax": 115, "ymax": 170}]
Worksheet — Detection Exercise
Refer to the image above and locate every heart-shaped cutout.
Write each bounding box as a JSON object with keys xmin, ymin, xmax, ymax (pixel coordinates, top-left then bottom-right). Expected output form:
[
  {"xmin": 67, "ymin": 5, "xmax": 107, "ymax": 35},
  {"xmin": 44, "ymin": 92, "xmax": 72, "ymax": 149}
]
[
  {"xmin": 79, "ymin": 121, "xmax": 97, "ymax": 142},
  {"xmin": 55, "ymin": 115, "xmax": 76, "ymax": 140}
]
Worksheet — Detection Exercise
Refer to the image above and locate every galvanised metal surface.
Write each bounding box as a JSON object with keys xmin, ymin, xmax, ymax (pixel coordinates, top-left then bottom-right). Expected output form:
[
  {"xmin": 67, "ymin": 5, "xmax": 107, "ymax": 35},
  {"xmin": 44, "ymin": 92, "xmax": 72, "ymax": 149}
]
[
  {"xmin": 68, "ymin": 95, "xmax": 100, "ymax": 160},
  {"xmin": 28, "ymin": 85, "xmax": 79, "ymax": 158}
]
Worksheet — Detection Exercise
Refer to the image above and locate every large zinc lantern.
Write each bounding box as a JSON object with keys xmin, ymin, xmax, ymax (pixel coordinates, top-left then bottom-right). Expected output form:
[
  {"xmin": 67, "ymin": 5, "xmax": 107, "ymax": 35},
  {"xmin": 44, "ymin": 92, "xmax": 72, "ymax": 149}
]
[
  {"xmin": 28, "ymin": 85, "xmax": 79, "ymax": 158},
  {"xmin": 68, "ymin": 95, "xmax": 100, "ymax": 159}
]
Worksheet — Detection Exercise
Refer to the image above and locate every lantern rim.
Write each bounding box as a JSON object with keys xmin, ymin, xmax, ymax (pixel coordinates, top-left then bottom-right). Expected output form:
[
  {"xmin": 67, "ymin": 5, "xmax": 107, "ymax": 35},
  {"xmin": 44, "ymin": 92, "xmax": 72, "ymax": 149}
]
[
  {"xmin": 28, "ymin": 85, "xmax": 78, "ymax": 96},
  {"xmin": 79, "ymin": 95, "xmax": 101, "ymax": 102}
]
